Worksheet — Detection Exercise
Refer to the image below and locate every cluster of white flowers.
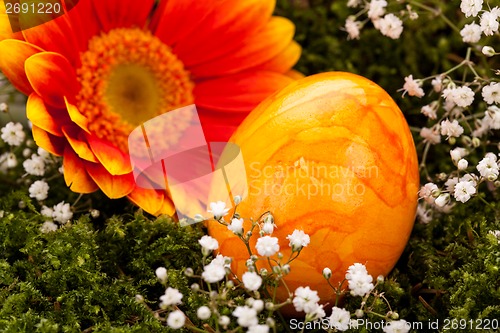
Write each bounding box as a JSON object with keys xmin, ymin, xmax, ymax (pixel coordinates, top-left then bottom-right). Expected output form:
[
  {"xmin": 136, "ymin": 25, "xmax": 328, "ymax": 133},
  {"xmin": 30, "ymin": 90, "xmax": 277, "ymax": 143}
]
[
  {"xmin": 39, "ymin": 201, "xmax": 74, "ymax": 233},
  {"xmin": 459, "ymin": 1, "xmax": 500, "ymax": 40},
  {"xmin": 1, "ymin": 122, "xmax": 25, "ymax": 146},
  {"xmin": 345, "ymin": 263, "xmax": 375, "ymax": 297}
]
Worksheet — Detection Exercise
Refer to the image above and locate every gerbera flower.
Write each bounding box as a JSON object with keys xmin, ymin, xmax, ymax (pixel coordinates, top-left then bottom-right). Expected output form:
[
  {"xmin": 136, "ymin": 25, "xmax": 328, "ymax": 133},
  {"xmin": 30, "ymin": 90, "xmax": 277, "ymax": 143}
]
[{"xmin": 0, "ymin": 0, "xmax": 300, "ymax": 215}]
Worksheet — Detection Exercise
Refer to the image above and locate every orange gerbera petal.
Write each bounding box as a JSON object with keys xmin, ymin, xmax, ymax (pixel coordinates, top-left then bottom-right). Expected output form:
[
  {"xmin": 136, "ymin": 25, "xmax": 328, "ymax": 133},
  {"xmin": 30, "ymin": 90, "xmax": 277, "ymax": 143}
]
[
  {"xmin": 32, "ymin": 125, "xmax": 66, "ymax": 156},
  {"xmin": 167, "ymin": 0, "xmax": 275, "ymax": 67},
  {"xmin": 21, "ymin": 9, "xmax": 81, "ymax": 67},
  {"xmin": 190, "ymin": 17, "xmax": 296, "ymax": 78},
  {"xmin": 256, "ymin": 41, "xmax": 302, "ymax": 74},
  {"xmin": 25, "ymin": 52, "xmax": 79, "ymax": 108},
  {"xmin": 64, "ymin": 97, "xmax": 90, "ymax": 133},
  {"xmin": 127, "ymin": 186, "xmax": 168, "ymax": 216},
  {"xmin": 27, "ymin": 93, "xmax": 71, "ymax": 137},
  {"xmin": 0, "ymin": 1, "xmax": 23, "ymax": 40},
  {"xmin": 0, "ymin": 40, "xmax": 42, "ymax": 95},
  {"xmin": 91, "ymin": 0, "xmax": 154, "ymax": 32},
  {"xmin": 85, "ymin": 162, "xmax": 135, "ymax": 199},
  {"xmin": 63, "ymin": 146, "xmax": 99, "ymax": 193},
  {"xmin": 62, "ymin": 125, "xmax": 98, "ymax": 163},
  {"xmin": 157, "ymin": 195, "xmax": 176, "ymax": 217},
  {"xmin": 85, "ymin": 134, "xmax": 133, "ymax": 175}
]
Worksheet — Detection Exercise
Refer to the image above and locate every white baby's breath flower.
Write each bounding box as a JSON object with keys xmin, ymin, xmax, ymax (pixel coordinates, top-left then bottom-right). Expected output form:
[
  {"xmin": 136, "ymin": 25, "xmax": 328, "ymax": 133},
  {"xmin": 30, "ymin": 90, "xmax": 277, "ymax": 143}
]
[
  {"xmin": 248, "ymin": 325, "xmax": 269, "ymax": 333},
  {"xmin": 219, "ymin": 315, "xmax": 230, "ymax": 328},
  {"xmin": 255, "ymin": 236, "xmax": 279, "ymax": 257},
  {"xmin": 228, "ymin": 217, "xmax": 244, "ymax": 235},
  {"xmin": 207, "ymin": 201, "xmax": 230, "ymax": 220},
  {"xmin": 23, "ymin": 155, "xmax": 46, "ymax": 176},
  {"xmin": 252, "ymin": 299, "xmax": 264, "ymax": 312},
  {"xmin": 402, "ymin": 75, "xmax": 424, "ymax": 97},
  {"xmin": 329, "ymin": 307, "xmax": 351, "ymax": 332},
  {"xmin": 482, "ymin": 46, "xmax": 496, "ymax": 57},
  {"xmin": 52, "ymin": 201, "xmax": 73, "ymax": 224},
  {"xmin": 40, "ymin": 221, "xmax": 58, "ymax": 233},
  {"xmin": 29, "ymin": 180, "xmax": 49, "ymax": 201},
  {"xmin": 368, "ymin": 0, "xmax": 387, "ymax": 20},
  {"xmin": 377, "ymin": 13, "xmax": 404, "ymax": 39},
  {"xmin": 345, "ymin": 17, "xmax": 362, "ymax": 40},
  {"xmin": 435, "ymin": 193, "xmax": 450, "ymax": 208},
  {"xmin": 383, "ymin": 319, "xmax": 411, "ymax": 333},
  {"xmin": 457, "ymin": 159, "xmax": 468, "ymax": 170},
  {"xmin": 421, "ymin": 103, "xmax": 437, "ymax": 119},
  {"xmin": 198, "ymin": 235, "xmax": 219, "ymax": 253},
  {"xmin": 323, "ymin": 267, "xmax": 332, "ymax": 279},
  {"xmin": 202, "ymin": 254, "xmax": 229, "ymax": 283},
  {"xmin": 450, "ymin": 147, "xmax": 468, "ymax": 163},
  {"xmin": 155, "ymin": 267, "xmax": 168, "ymax": 283},
  {"xmin": 419, "ymin": 182, "xmax": 439, "ymax": 203},
  {"xmin": 40, "ymin": 205, "xmax": 54, "ymax": 219},
  {"xmin": 442, "ymin": 86, "xmax": 475, "ymax": 107},
  {"xmin": 293, "ymin": 286, "xmax": 320, "ymax": 313},
  {"xmin": 480, "ymin": 9, "xmax": 499, "ymax": 36},
  {"xmin": 460, "ymin": 0, "xmax": 483, "ymax": 18},
  {"xmin": 261, "ymin": 221, "xmax": 275, "ymax": 234},
  {"xmin": 453, "ymin": 180, "xmax": 476, "ymax": 202},
  {"xmin": 242, "ymin": 271, "xmax": 263, "ymax": 291},
  {"xmin": 445, "ymin": 177, "xmax": 459, "ymax": 193},
  {"xmin": 233, "ymin": 305, "xmax": 258, "ymax": 327},
  {"xmin": 476, "ymin": 155, "xmax": 499, "ymax": 180},
  {"xmin": 346, "ymin": 263, "xmax": 374, "ymax": 296},
  {"xmin": 197, "ymin": 306, "xmax": 211, "ymax": 320},
  {"xmin": 420, "ymin": 127, "xmax": 441, "ymax": 144},
  {"xmin": 440, "ymin": 119, "xmax": 464, "ymax": 138},
  {"xmin": 460, "ymin": 23, "xmax": 482, "ymax": 43},
  {"xmin": 431, "ymin": 76, "xmax": 443, "ymax": 92},
  {"xmin": 286, "ymin": 229, "xmax": 310, "ymax": 251},
  {"xmin": 167, "ymin": 310, "xmax": 185, "ymax": 329},
  {"xmin": 159, "ymin": 287, "xmax": 183, "ymax": 308},
  {"xmin": 307, "ymin": 303, "xmax": 326, "ymax": 321},
  {"xmin": 1, "ymin": 122, "xmax": 25, "ymax": 146},
  {"xmin": 482, "ymin": 82, "xmax": 500, "ymax": 104},
  {"xmin": 347, "ymin": 0, "xmax": 362, "ymax": 8}
]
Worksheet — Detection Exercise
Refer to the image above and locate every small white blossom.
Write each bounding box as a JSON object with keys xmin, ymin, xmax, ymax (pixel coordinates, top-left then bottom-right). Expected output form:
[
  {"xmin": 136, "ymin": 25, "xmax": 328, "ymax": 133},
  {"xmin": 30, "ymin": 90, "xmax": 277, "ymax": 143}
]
[
  {"xmin": 383, "ymin": 319, "xmax": 411, "ymax": 333},
  {"xmin": 368, "ymin": 0, "xmax": 387, "ymax": 20},
  {"xmin": 23, "ymin": 155, "xmax": 46, "ymax": 176},
  {"xmin": 419, "ymin": 182, "xmax": 439, "ymax": 203},
  {"xmin": 480, "ymin": 9, "xmax": 499, "ymax": 36},
  {"xmin": 167, "ymin": 310, "xmax": 185, "ymax": 329},
  {"xmin": 261, "ymin": 221, "xmax": 275, "ymax": 234},
  {"xmin": 476, "ymin": 155, "xmax": 499, "ymax": 180},
  {"xmin": 442, "ymin": 86, "xmax": 475, "ymax": 107},
  {"xmin": 345, "ymin": 17, "xmax": 362, "ymax": 40},
  {"xmin": 450, "ymin": 147, "xmax": 468, "ymax": 163},
  {"xmin": 460, "ymin": 0, "xmax": 483, "ymax": 18},
  {"xmin": 346, "ymin": 263, "xmax": 374, "ymax": 296},
  {"xmin": 440, "ymin": 119, "xmax": 464, "ymax": 138},
  {"xmin": 255, "ymin": 236, "xmax": 280, "ymax": 257},
  {"xmin": 29, "ymin": 180, "xmax": 49, "ymax": 201},
  {"xmin": 402, "ymin": 75, "xmax": 424, "ymax": 97},
  {"xmin": 233, "ymin": 305, "xmax": 258, "ymax": 327},
  {"xmin": 329, "ymin": 307, "xmax": 351, "ymax": 332},
  {"xmin": 435, "ymin": 193, "xmax": 450, "ymax": 207},
  {"xmin": 482, "ymin": 46, "xmax": 496, "ymax": 57},
  {"xmin": 307, "ymin": 303, "xmax": 326, "ymax": 321},
  {"xmin": 52, "ymin": 201, "xmax": 73, "ymax": 224},
  {"xmin": 207, "ymin": 201, "xmax": 230, "ymax": 220},
  {"xmin": 421, "ymin": 103, "xmax": 437, "ymax": 119},
  {"xmin": 482, "ymin": 82, "xmax": 500, "ymax": 104},
  {"xmin": 37, "ymin": 147, "xmax": 51, "ymax": 161},
  {"xmin": 460, "ymin": 23, "xmax": 482, "ymax": 43},
  {"xmin": 242, "ymin": 271, "xmax": 263, "ymax": 291},
  {"xmin": 377, "ymin": 13, "xmax": 404, "ymax": 39},
  {"xmin": 431, "ymin": 77, "xmax": 443, "ymax": 92},
  {"xmin": 347, "ymin": 0, "xmax": 362, "ymax": 8},
  {"xmin": 0, "ymin": 152, "xmax": 17, "ymax": 172},
  {"xmin": 457, "ymin": 159, "xmax": 468, "ymax": 170},
  {"xmin": 159, "ymin": 287, "xmax": 183, "ymax": 308},
  {"xmin": 228, "ymin": 217, "xmax": 244, "ymax": 235},
  {"xmin": 40, "ymin": 221, "xmax": 58, "ymax": 233},
  {"xmin": 293, "ymin": 286, "xmax": 320, "ymax": 313},
  {"xmin": 248, "ymin": 325, "xmax": 269, "ymax": 333},
  {"xmin": 480, "ymin": 106, "xmax": 500, "ymax": 130},
  {"xmin": 40, "ymin": 205, "xmax": 54, "ymax": 219},
  {"xmin": 445, "ymin": 177, "xmax": 459, "ymax": 193},
  {"xmin": 286, "ymin": 229, "xmax": 310, "ymax": 251},
  {"xmin": 252, "ymin": 299, "xmax": 264, "ymax": 312},
  {"xmin": 453, "ymin": 180, "xmax": 476, "ymax": 202},
  {"xmin": 155, "ymin": 267, "xmax": 168, "ymax": 283},
  {"xmin": 323, "ymin": 267, "xmax": 332, "ymax": 279},
  {"xmin": 416, "ymin": 204, "xmax": 432, "ymax": 224},
  {"xmin": 198, "ymin": 235, "xmax": 219, "ymax": 253},
  {"xmin": 202, "ymin": 254, "xmax": 229, "ymax": 283},
  {"xmin": 0, "ymin": 102, "xmax": 7, "ymax": 112},
  {"xmin": 219, "ymin": 315, "xmax": 230, "ymax": 327},
  {"xmin": 1, "ymin": 122, "xmax": 25, "ymax": 146},
  {"xmin": 420, "ymin": 127, "xmax": 441, "ymax": 144},
  {"xmin": 197, "ymin": 306, "xmax": 211, "ymax": 320}
]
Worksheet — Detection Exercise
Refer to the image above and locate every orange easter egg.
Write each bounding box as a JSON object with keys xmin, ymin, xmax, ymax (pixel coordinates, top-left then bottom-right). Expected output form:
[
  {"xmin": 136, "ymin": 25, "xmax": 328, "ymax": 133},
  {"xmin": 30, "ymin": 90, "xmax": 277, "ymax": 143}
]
[{"xmin": 207, "ymin": 72, "xmax": 419, "ymax": 310}]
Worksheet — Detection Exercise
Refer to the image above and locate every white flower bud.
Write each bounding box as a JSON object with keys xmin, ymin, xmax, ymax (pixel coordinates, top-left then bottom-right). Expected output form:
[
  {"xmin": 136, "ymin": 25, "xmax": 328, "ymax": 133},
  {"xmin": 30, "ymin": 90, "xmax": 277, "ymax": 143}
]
[
  {"xmin": 482, "ymin": 46, "xmax": 496, "ymax": 57},
  {"xmin": 323, "ymin": 267, "xmax": 332, "ymax": 279},
  {"xmin": 155, "ymin": 267, "xmax": 168, "ymax": 283}
]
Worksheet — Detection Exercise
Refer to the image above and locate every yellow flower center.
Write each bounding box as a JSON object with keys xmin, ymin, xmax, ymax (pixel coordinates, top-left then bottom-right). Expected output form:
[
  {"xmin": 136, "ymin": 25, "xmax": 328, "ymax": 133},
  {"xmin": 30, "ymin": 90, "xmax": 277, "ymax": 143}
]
[{"xmin": 75, "ymin": 28, "xmax": 195, "ymax": 153}]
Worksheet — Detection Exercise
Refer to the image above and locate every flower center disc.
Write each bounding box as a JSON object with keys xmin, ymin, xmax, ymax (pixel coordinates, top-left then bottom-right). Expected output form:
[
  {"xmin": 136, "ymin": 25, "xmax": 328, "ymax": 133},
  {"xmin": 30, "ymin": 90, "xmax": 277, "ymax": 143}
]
[{"xmin": 76, "ymin": 28, "xmax": 194, "ymax": 153}]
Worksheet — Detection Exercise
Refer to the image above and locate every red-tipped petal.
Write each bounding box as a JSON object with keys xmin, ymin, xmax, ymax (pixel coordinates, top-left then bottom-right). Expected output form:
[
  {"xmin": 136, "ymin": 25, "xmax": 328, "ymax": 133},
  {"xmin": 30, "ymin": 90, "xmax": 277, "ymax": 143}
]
[
  {"xmin": 255, "ymin": 41, "xmax": 302, "ymax": 74},
  {"xmin": 190, "ymin": 17, "xmax": 296, "ymax": 78},
  {"xmin": 63, "ymin": 146, "xmax": 99, "ymax": 193},
  {"xmin": 64, "ymin": 97, "xmax": 90, "ymax": 133},
  {"xmin": 0, "ymin": 40, "xmax": 43, "ymax": 95},
  {"xmin": 91, "ymin": 0, "xmax": 154, "ymax": 32},
  {"xmin": 27, "ymin": 93, "xmax": 71, "ymax": 137},
  {"xmin": 127, "ymin": 186, "xmax": 166, "ymax": 216},
  {"xmin": 85, "ymin": 162, "xmax": 135, "ymax": 199},
  {"xmin": 25, "ymin": 52, "xmax": 79, "ymax": 108},
  {"xmin": 85, "ymin": 134, "xmax": 132, "ymax": 176},
  {"xmin": 32, "ymin": 125, "xmax": 65, "ymax": 156},
  {"xmin": 62, "ymin": 125, "xmax": 98, "ymax": 163},
  {"xmin": 156, "ymin": 194, "xmax": 176, "ymax": 217}
]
